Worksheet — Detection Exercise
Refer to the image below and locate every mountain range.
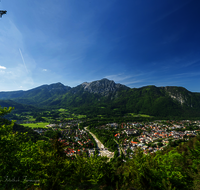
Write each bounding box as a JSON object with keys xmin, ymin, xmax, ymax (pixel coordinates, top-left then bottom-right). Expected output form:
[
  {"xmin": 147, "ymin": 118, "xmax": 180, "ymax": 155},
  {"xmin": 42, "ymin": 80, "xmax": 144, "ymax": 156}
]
[{"xmin": 1, "ymin": 78, "xmax": 200, "ymax": 118}]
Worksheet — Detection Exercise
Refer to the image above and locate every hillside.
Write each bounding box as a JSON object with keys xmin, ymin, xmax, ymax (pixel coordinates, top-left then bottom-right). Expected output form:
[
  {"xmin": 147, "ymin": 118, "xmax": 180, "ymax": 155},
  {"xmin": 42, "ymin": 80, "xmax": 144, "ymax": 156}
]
[
  {"xmin": 0, "ymin": 79, "xmax": 200, "ymax": 118},
  {"xmin": 112, "ymin": 85, "xmax": 200, "ymax": 117},
  {"xmin": 0, "ymin": 99, "xmax": 37, "ymax": 113},
  {"xmin": 0, "ymin": 82, "xmax": 71, "ymax": 107}
]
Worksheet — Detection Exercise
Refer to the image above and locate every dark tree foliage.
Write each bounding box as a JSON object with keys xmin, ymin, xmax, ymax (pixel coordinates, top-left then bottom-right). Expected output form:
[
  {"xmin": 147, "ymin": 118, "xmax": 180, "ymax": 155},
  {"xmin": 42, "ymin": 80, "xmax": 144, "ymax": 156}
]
[
  {"xmin": 13, "ymin": 123, "xmax": 49, "ymax": 142},
  {"xmin": 2, "ymin": 106, "xmax": 200, "ymax": 189}
]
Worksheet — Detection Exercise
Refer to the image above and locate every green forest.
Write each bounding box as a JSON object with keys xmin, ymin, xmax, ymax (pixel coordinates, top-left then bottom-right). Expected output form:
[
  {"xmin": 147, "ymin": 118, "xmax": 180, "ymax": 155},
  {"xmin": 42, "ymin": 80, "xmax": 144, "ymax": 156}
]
[
  {"xmin": 1, "ymin": 106, "xmax": 200, "ymax": 190},
  {"xmin": 2, "ymin": 82, "xmax": 200, "ymax": 120}
]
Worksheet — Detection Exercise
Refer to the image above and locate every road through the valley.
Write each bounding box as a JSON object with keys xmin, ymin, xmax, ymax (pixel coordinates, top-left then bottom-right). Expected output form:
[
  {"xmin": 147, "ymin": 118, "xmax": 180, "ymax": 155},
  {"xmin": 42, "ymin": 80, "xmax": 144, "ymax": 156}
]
[{"xmin": 84, "ymin": 126, "xmax": 114, "ymax": 159}]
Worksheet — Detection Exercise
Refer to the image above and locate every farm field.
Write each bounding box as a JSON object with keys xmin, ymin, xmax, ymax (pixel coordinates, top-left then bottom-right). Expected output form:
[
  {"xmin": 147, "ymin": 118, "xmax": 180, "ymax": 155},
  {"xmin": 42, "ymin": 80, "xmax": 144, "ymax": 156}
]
[
  {"xmin": 22, "ymin": 122, "xmax": 49, "ymax": 129},
  {"xmin": 128, "ymin": 113, "xmax": 151, "ymax": 117}
]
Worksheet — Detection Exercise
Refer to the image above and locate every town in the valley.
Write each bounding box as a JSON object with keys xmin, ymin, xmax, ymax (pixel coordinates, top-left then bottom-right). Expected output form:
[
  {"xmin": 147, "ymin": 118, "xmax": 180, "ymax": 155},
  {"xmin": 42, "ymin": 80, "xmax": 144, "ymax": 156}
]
[{"xmin": 21, "ymin": 117, "xmax": 200, "ymax": 160}]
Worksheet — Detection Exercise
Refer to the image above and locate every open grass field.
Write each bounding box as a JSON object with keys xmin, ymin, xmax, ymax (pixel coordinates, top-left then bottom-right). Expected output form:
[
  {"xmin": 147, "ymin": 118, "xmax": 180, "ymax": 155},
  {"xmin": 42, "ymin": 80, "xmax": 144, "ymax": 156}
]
[
  {"xmin": 128, "ymin": 113, "xmax": 151, "ymax": 117},
  {"xmin": 138, "ymin": 114, "xmax": 151, "ymax": 117},
  {"xmin": 77, "ymin": 115, "xmax": 87, "ymax": 119},
  {"xmin": 58, "ymin": 108, "xmax": 68, "ymax": 112},
  {"xmin": 22, "ymin": 122, "xmax": 49, "ymax": 129}
]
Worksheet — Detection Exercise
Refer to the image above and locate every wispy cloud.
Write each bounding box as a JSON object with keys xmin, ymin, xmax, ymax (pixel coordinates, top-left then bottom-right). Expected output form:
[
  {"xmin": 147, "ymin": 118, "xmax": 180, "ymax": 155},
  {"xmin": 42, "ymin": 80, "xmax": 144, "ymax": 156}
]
[
  {"xmin": 104, "ymin": 73, "xmax": 134, "ymax": 82},
  {"xmin": 123, "ymin": 80, "xmax": 144, "ymax": 85},
  {"xmin": 174, "ymin": 71, "xmax": 200, "ymax": 78},
  {"xmin": 19, "ymin": 48, "xmax": 28, "ymax": 74},
  {"xmin": 182, "ymin": 59, "xmax": 200, "ymax": 68},
  {"xmin": 0, "ymin": 66, "xmax": 6, "ymax": 69},
  {"xmin": 42, "ymin": 69, "xmax": 47, "ymax": 72},
  {"xmin": 151, "ymin": 57, "xmax": 200, "ymax": 71},
  {"xmin": 0, "ymin": 63, "xmax": 34, "ymax": 91},
  {"xmin": 102, "ymin": 72, "xmax": 149, "ymax": 88},
  {"xmin": 0, "ymin": 18, "xmax": 38, "ymax": 91}
]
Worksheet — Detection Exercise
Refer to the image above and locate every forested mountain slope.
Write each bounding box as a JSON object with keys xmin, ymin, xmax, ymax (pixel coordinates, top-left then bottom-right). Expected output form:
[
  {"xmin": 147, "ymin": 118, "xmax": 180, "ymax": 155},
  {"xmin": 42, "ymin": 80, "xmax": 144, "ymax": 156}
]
[
  {"xmin": 112, "ymin": 85, "xmax": 200, "ymax": 117},
  {"xmin": 0, "ymin": 99, "xmax": 37, "ymax": 113},
  {"xmin": 0, "ymin": 79, "xmax": 200, "ymax": 118},
  {"xmin": 0, "ymin": 82, "xmax": 71, "ymax": 106}
]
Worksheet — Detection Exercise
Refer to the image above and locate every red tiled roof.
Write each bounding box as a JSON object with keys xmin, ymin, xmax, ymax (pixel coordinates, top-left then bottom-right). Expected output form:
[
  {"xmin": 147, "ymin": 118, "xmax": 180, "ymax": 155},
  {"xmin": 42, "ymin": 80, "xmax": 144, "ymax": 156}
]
[{"xmin": 131, "ymin": 141, "xmax": 138, "ymax": 144}]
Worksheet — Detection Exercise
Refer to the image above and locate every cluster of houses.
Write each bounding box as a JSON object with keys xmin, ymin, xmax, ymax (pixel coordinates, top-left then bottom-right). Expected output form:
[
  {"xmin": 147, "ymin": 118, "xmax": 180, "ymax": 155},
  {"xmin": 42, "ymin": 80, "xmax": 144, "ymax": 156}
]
[
  {"xmin": 113, "ymin": 121, "xmax": 200, "ymax": 154},
  {"xmin": 32, "ymin": 120, "xmax": 200, "ymax": 158},
  {"xmin": 60, "ymin": 129, "xmax": 96, "ymax": 157},
  {"xmin": 31, "ymin": 126, "xmax": 97, "ymax": 157}
]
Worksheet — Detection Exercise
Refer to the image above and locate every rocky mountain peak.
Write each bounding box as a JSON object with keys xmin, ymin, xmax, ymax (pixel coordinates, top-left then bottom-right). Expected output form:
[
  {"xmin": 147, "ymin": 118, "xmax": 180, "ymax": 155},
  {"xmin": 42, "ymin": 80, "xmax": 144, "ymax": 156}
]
[
  {"xmin": 81, "ymin": 82, "xmax": 91, "ymax": 89},
  {"xmin": 81, "ymin": 78, "xmax": 129, "ymax": 96}
]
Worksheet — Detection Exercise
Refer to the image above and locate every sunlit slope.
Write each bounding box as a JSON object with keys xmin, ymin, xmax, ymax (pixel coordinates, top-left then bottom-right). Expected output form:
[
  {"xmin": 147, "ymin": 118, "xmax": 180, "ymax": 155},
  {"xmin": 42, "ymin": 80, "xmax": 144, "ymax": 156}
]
[{"xmin": 0, "ymin": 79, "xmax": 200, "ymax": 117}]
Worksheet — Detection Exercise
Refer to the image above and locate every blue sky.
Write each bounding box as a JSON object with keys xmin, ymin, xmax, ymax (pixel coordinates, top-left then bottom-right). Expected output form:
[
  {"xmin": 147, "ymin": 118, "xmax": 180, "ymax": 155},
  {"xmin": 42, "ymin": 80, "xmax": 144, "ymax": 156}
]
[{"xmin": 0, "ymin": 0, "xmax": 200, "ymax": 92}]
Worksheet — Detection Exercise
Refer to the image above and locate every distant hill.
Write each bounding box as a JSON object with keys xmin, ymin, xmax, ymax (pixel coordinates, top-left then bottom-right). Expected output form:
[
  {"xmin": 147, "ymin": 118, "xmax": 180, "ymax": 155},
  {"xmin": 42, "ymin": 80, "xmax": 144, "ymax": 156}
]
[
  {"xmin": 0, "ymin": 82, "xmax": 71, "ymax": 107},
  {"xmin": 0, "ymin": 79, "xmax": 200, "ymax": 118},
  {"xmin": 0, "ymin": 99, "xmax": 37, "ymax": 113},
  {"xmin": 112, "ymin": 85, "xmax": 200, "ymax": 118}
]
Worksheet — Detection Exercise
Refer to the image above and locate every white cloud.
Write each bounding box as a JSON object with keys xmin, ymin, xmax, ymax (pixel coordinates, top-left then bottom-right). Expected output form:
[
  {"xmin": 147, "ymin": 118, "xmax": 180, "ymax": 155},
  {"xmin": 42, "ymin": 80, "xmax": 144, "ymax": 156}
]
[
  {"xmin": 174, "ymin": 71, "xmax": 200, "ymax": 78},
  {"xmin": 104, "ymin": 72, "xmax": 145, "ymax": 83},
  {"xmin": 0, "ymin": 63, "xmax": 35, "ymax": 91},
  {"xmin": 0, "ymin": 66, "xmax": 6, "ymax": 69},
  {"xmin": 123, "ymin": 80, "xmax": 144, "ymax": 85},
  {"xmin": 104, "ymin": 73, "xmax": 133, "ymax": 82},
  {"xmin": 19, "ymin": 48, "xmax": 28, "ymax": 73},
  {"xmin": 182, "ymin": 59, "xmax": 200, "ymax": 68},
  {"xmin": 0, "ymin": 19, "xmax": 38, "ymax": 91},
  {"xmin": 42, "ymin": 69, "xmax": 47, "ymax": 72}
]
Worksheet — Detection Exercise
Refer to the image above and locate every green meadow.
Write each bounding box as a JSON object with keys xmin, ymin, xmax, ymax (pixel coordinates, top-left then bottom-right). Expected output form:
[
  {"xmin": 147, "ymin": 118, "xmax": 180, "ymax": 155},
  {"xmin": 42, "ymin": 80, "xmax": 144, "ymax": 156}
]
[
  {"xmin": 22, "ymin": 122, "xmax": 49, "ymax": 129},
  {"xmin": 128, "ymin": 113, "xmax": 151, "ymax": 117},
  {"xmin": 138, "ymin": 114, "xmax": 151, "ymax": 117},
  {"xmin": 58, "ymin": 108, "xmax": 68, "ymax": 112}
]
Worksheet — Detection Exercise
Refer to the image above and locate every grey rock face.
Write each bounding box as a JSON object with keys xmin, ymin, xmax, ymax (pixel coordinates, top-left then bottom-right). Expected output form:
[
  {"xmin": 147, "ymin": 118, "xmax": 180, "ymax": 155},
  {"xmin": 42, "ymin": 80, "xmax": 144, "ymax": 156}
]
[
  {"xmin": 163, "ymin": 86, "xmax": 192, "ymax": 106},
  {"xmin": 81, "ymin": 78, "xmax": 129, "ymax": 96}
]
